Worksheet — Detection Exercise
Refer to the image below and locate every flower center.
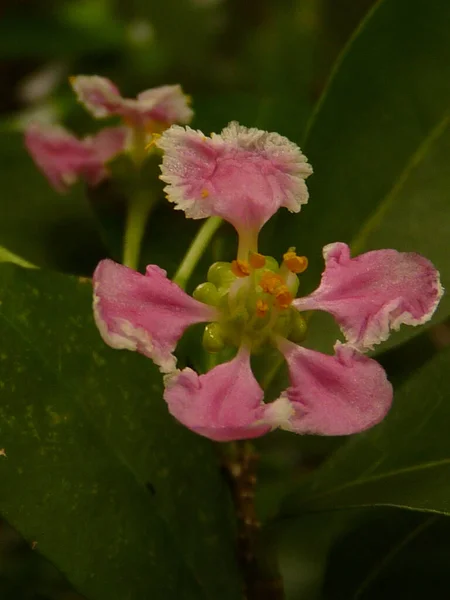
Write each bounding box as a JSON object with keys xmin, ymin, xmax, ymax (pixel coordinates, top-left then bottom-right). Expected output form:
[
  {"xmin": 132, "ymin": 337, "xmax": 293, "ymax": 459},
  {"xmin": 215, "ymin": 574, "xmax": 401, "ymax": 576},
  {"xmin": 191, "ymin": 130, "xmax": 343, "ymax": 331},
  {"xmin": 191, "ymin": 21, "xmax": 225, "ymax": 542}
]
[{"xmin": 193, "ymin": 248, "xmax": 308, "ymax": 352}]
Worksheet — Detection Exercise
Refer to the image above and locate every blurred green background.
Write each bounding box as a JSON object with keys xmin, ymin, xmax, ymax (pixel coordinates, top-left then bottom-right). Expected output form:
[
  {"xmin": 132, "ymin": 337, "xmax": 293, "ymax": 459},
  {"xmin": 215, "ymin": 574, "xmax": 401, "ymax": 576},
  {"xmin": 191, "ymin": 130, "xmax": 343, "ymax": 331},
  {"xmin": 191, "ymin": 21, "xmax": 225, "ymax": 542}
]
[{"xmin": 1, "ymin": 1, "xmax": 450, "ymax": 599}]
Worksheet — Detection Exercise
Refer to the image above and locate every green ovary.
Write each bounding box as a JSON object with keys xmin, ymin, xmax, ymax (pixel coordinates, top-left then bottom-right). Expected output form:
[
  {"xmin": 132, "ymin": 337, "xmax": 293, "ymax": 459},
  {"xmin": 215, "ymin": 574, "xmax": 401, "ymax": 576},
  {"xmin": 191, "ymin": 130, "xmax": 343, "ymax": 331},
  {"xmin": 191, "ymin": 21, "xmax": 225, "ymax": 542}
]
[{"xmin": 193, "ymin": 256, "xmax": 308, "ymax": 352}]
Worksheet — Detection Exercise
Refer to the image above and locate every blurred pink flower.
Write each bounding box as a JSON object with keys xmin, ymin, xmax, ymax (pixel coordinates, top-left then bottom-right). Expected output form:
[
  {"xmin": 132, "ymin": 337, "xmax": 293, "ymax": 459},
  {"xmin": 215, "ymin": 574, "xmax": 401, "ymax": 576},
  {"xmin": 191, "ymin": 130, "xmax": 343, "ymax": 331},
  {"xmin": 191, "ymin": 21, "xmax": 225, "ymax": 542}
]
[
  {"xmin": 25, "ymin": 123, "xmax": 127, "ymax": 193},
  {"xmin": 70, "ymin": 75, "xmax": 193, "ymax": 131}
]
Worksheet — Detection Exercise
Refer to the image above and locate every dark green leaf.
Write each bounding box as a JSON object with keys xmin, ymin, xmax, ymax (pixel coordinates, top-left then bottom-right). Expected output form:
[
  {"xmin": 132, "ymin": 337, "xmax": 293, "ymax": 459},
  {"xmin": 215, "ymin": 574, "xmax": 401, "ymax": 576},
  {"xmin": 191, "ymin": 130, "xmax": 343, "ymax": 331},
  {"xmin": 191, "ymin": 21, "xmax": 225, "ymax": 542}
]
[
  {"xmin": 323, "ymin": 509, "xmax": 450, "ymax": 600},
  {"xmin": 279, "ymin": 346, "xmax": 450, "ymax": 518},
  {"xmin": 0, "ymin": 264, "xmax": 241, "ymax": 600},
  {"xmin": 268, "ymin": 0, "xmax": 450, "ymax": 353},
  {"xmin": 0, "ymin": 132, "xmax": 108, "ymax": 274}
]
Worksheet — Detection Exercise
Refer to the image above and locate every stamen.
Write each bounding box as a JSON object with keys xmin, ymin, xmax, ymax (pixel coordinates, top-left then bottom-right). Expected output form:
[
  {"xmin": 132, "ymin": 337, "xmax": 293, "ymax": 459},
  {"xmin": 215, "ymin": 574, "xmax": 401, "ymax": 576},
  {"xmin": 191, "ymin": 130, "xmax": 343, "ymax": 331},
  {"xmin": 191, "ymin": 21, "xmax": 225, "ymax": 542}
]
[
  {"xmin": 283, "ymin": 250, "xmax": 308, "ymax": 274},
  {"xmin": 255, "ymin": 299, "xmax": 269, "ymax": 318},
  {"xmin": 145, "ymin": 132, "xmax": 162, "ymax": 150},
  {"xmin": 231, "ymin": 259, "xmax": 251, "ymax": 278},
  {"xmin": 275, "ymin": 285, "xmax": 293, "ymax": 309},
  {"xmin": 201, "ymin": 188, "xmax": 210, "ymax": 198},
  {"xmin": 259, "ymin": 272, "xmax": 284, "ymax": 294},
  {"xmin": 249, "ymin": 252, "xmax": 266, "ymax": 269}
]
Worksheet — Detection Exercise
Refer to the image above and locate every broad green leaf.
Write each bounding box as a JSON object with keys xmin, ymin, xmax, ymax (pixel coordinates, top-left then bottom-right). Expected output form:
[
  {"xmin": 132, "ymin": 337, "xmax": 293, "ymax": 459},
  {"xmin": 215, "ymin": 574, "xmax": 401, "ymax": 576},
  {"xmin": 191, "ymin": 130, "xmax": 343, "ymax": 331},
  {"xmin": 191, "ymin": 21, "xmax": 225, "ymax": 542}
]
[
  {"xmin": 279, "ymin": 346, "xmax": 450, "ymax": 518},
  {"xmin": 0, "ymin": 264, "xmax": 241, "ymax": 600},
  {"xmin": 0, "ymin": 132, "xmax": 107, "ymax": 274},
  {"xmin": 268, "ymin": 0, "xmax": 450, "ymax": 353},
  {"xmin": 322, "ymin": 509, "xmax": 450, "ymax": 600}
]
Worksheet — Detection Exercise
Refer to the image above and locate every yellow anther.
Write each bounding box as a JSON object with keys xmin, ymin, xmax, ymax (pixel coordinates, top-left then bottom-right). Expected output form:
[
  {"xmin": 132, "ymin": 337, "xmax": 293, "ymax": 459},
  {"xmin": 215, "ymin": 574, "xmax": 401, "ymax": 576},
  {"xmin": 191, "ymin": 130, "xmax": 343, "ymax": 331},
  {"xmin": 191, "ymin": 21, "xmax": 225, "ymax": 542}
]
[
  {"xmin": 249, "ymin": 252, "xmax": 266, "ymax": 269},
  {"xmin": 275, "ymin": 286, "xmax": 293, "ymax": 309},
  {"xmin": 231, "ymin": 259, "xmax": 251, "ymax": 278},
  {"xmin": 145, "ymin": 132, "xmax": 162, "ymax": 150},
  {"xmin": 283, "ymin": 251, "xmax": 308, "ymax": 274},
  {"xmin": 201, "ymin": 188, "xmax": 210, "ymax": 198},
  {"xmin": 259, "ymin": 272, "xmax": 284, "ymax": 294},
  {"xmin": 68, "ymin": 75, "xmax": 76, "ymax": 85},
  {"xmin": 256, "ymin": 299, "xmax": 269, "ymax": 318}
]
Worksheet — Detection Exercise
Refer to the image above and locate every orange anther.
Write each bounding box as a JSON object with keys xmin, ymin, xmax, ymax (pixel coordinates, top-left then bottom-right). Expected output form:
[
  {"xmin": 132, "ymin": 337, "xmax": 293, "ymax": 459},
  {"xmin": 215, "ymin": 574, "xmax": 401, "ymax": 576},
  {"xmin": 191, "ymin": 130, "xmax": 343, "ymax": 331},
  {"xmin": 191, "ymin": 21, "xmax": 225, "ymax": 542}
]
[
  {"xmin": 201, "ymin": 188, "xmax": 210, "ymax": 198},
  {"xmin": 255, "ymin": 299, "xmax": 269, "ymax": 318},
  {"xmin": 249, "ymin": 253, "xmax": 266, "ymax": 269},
  {"xmin": 259, "ymin": 272, "xmax": 284, "ymax": 294},
  {"xmin": 231, "ymin": 260, "xmax": 251, "ymax": 278},
  {"xmin": 275, "ymin": 286, "xmax": 293, "ymax": 309},
  {"xmin": 283, "ymin": 251, "xmax": 308, "ymax": 274}
]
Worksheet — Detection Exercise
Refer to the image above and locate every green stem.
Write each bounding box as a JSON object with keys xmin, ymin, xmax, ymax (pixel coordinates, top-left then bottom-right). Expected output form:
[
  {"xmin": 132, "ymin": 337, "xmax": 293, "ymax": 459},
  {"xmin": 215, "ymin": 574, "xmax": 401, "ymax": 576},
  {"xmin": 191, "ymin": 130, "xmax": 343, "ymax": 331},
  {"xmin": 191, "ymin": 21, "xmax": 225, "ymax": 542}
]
[
  {"xmin": 237, "ymin": 228, "xmax": 259, "ymax": 261},
  {"xmin": 123, "ymin": 190, "xmax": 156, "ymax": 270},
  {"xmin": 172, "ymin": 217, "xmax": 223, "ymax": 289}
]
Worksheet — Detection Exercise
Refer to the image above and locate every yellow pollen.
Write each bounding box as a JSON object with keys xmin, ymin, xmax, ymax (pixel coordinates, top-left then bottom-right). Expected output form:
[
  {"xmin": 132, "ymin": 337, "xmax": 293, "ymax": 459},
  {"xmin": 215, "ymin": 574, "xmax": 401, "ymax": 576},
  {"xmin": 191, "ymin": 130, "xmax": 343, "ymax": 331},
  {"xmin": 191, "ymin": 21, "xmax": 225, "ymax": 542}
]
[
  {"xmin": 145, "ymin": 132, "xmax": 162, "ymax": 150},
  {"xmin": 201, "ymin": 188, "xmax": 210, "ymax": 198},
  {"xmin": 283, "ymin": 251, "xmax": 308, "ymax": 274},
  {"xmin": 275, "ymin": 286, "xmax": 293, "ymax": 309},
  {"xmin": 259, "ymin": 272, "xmax": 284, "ymax": 294},
  {"xmin": 249, "ymin": 253, "xmax": 266, "ymax": 269},
  {"xmin": 231, "ymin": 259, "xmax": 251, "ymax": 278},
  {"xmin": 256, "ymin": 299, "xmax": 269, "ymax": 318},
  {"xmin": 68, "ymin": 75, "xmax": 76, "ymax": 85}
]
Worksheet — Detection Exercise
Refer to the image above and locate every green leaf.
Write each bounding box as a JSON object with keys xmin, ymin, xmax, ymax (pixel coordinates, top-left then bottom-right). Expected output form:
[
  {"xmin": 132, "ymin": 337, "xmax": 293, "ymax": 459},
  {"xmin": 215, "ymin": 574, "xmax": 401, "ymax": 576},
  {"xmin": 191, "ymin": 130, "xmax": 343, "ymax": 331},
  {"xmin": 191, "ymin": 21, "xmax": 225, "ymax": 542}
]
[
  {"xmin": 279, "ymin": 346, "xmax": 450, "ymax": 518},
  {"xmin": 0, "ymin": 264, "xmax": 241, "ymax": 600},
  {"xmin": 268, "ymin": 0, "xmax": 450, "ymax": 353},
  {"xmin": 0, "ymin": 132, "xmax": 108, "ymax": 274},
  {"xmin": 322, "ymin": 509, "xmax": 450, "ymax": 600}
]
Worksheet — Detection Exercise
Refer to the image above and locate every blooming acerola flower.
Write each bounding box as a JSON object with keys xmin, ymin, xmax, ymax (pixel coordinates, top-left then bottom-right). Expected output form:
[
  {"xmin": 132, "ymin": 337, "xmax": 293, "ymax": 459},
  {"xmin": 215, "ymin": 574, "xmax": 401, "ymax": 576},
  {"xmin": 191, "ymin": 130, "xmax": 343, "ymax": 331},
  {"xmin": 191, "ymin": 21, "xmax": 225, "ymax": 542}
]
[
  {"xmin": 70, "ymin": 75, "xmax": 193, "ymax": 135},
  {"xmin": 93, "ymin": 122, "xmax": 443, "ymax": 442},
  {"xmin": 25, "ymin": 123, "xmax": 127, "ymax": 193}
]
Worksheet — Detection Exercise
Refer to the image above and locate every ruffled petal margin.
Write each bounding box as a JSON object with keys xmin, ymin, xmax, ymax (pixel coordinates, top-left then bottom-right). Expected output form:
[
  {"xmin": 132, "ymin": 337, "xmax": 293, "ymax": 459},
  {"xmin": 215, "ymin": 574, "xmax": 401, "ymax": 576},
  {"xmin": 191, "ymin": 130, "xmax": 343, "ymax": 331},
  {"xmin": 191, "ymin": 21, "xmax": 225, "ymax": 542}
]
[
  {"xmin": 157, "ymin": 122, "xmax": 312, "ymax": 233},
  {"xmin": 277, "ymin": 340, "xmax": 393, "ymax": 436},
  {"xmin": 293, "ymin": 242, "xmax": 443, "ymax": 350}
]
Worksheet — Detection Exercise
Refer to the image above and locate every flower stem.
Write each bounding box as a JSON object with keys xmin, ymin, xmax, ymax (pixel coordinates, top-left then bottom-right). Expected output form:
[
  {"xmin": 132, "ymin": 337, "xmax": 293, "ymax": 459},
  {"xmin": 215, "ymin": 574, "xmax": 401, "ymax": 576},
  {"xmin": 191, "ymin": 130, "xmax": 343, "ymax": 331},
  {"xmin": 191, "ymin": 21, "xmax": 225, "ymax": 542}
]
[
  {"xmin": 223, "ymin": 441, "xmax": 285, "ymax": 600},
  {"xmin": 123, "ymin": 190, "xmax": 156, "ymax": 270},
  {"xmin": 172, "ymin": 216, "xmax": 223, "ymax": 289}
]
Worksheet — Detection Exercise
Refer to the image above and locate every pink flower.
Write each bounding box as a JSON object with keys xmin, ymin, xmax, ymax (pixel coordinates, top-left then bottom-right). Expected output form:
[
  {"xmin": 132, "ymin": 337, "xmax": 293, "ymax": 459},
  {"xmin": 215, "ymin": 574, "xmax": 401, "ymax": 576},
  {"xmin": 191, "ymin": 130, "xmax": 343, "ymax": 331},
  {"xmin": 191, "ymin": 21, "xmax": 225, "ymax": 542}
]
[
  {"xmin": 25, "ymin": 123, "xmax": 127, "ymax": 193},
  {"xmin": 70, "ymin": 75, "xmax": 193, "ymax": 130},
  {"xmin": 157, "ymin": 122, "xmax": 312, "ymax": 253},
  {"xmin": 93, "ymin": 122, "xmax": 443, "ymax": 442}
]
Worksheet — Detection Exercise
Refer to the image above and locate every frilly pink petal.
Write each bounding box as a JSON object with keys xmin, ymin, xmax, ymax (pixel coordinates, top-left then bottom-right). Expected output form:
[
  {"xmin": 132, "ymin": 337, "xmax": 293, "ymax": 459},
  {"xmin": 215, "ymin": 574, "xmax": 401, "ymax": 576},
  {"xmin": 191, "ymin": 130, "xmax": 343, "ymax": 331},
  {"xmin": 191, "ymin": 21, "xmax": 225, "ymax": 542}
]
[
  {"xmin": 71, "ymin": 75, "xmax": 193, "ymax": 127},
  {"xmin": 293, "ymin": 242, "xmax": 443, "ymax": 350},
  {"xmin": 93, "ymin": 259, "xmax": 217, "ymax": 373},
  {"xmin": 163, "ymin": 347, "xmax": 290, "ymax": 441},
  {"xmin": 277, "ymin": 340, "xmax": 393, "ymax": 436},
  {"xmin": 24, "ymin": 123, "xmax": 120, "ymax": 193},
  {"xmin": 157, "ymin": 122, "xmax": 312, "ymax": 233}
]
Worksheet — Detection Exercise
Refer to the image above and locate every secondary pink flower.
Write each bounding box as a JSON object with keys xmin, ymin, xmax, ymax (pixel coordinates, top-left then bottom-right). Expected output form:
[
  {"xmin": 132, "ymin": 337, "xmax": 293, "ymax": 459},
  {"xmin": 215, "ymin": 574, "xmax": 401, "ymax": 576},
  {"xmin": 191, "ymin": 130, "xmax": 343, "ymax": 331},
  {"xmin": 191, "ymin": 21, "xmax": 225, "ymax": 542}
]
[
  {"xmin": 93, "ymin": 259, "xmax": 217, "ymax": 373},
  {"xmin": 164, "ymin": 347, "xmax": 291, "ymax": 441},
  {"xmin": 70, "ymin": 75, "xmax": 193, "ymax": 129},
  {"xmin": 25, "ymin": 123, "xmax": 126, "ymax": 193},
  {"xmin": 293, "ymin": 242, "xmax": 444, "ymax": 350},
  {"xmin": 277, "ymin": 340, "xmax": 393, "ymax": 435},
  {"xmin": 156, "ymin": 122, "xmax": 312, "ymax": 238}
]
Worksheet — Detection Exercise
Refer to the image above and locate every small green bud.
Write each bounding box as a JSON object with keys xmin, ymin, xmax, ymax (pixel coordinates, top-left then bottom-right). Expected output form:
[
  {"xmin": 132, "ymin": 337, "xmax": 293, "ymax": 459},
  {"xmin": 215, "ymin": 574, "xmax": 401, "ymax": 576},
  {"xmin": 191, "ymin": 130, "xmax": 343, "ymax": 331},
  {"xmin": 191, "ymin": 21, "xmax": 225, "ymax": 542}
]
[
  {"xmin": 193, "ymin": 282, "xmax": 220, "ymax": 306},
  {"xmin": 288, "ymin": 310, "xmax": 308, "ymax": 343},
  {"xmin": 207, "ymin": 262, "xmax": 236, "ymax": 291},
  {"xmin": 261, "ymin": 256, "xmax": 279, "ymax": 272},
  {"xmin": 202, "ymin": 322, "xmax": 225, "ymax": 353}
]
